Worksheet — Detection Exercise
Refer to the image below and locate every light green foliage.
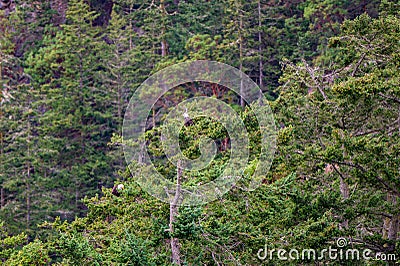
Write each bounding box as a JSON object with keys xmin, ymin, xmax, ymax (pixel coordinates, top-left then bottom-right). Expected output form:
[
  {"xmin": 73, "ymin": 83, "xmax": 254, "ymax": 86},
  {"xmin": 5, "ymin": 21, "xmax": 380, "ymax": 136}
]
[
  {"xmin": 6, "ymin": 239, "xmax": 49, "ymax": 266},
  {"xmin": 0, "ymin": 221, "xmax": 27, "ymax": 262}
]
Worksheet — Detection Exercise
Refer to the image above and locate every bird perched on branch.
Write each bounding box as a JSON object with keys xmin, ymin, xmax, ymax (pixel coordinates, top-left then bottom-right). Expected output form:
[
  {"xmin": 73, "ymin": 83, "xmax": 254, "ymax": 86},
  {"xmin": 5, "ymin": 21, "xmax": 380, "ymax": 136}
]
[
  {"xmin": 183, "ymin": 108, "xmax": 193, "ymax": 126},
  {"xmin": 112, "ymin": 184, "xmax": 124, "ymax": 196}
]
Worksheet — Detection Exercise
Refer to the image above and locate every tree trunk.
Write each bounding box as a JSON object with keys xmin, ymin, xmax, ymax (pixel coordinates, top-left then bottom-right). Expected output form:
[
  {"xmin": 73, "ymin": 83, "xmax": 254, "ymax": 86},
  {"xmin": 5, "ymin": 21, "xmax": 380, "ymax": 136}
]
[
  {"xmin": 339, "ymin": 174, "xmax": 349, "ymax": 229},
  {"xmin": 0, "ymin": 188, "xmax": 4, "ymax": 208},
  {"xmin": 239, "ymin": 7, "xmax": 244, "ymax": 108},
  {"xmin": 26, "ymin": 168, "xmax": 30, "ymax": 229},
  {"xmin": 160, "ymin": 0, "xmax": 168, "ymax": 57},
  {"xmin": 383, "ymin": 192, "xmax": 399, "ymax": 247},
  {"xmin": 26, "ymin": 118, "xmax": 31, "ymax": 230},
  {"xmin": 388, "ymin": 213, "xmax": 399, "ymax": 241},
  {"xmin": 0, "ymin": 57, "xmax": 3, "ymax": 209},
  {"xmin": 0, "ymin": 126, "xmax": 3, "ymax": 208},
  {"xmin": 128, "ymin": 1, "xmax": 133, "ymax": 50},
  {"xmin": 338, "ymin": 142, "xmax": 349, "ymax": 229},
  {"xmin": 161, "ymin": 40, "xmax": 168, "ymax": 57},
  {"xmin": 117, "ymin": 75, "xmax": 122, "ymax": 124},
  {"xmin": 258, "ymin": 0, "xmax": 263, "ymax": 98},
  {"xmin": 169, "ymin": 162, "xmax": 182, "ymax": 265}
]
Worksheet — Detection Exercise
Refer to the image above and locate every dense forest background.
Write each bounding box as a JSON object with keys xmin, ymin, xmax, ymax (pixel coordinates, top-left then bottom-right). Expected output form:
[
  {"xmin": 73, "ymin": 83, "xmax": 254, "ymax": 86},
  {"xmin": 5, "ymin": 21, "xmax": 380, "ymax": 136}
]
[{"xmin": 0, "ymin": 0, "xmax": 399, "ymax": 264}]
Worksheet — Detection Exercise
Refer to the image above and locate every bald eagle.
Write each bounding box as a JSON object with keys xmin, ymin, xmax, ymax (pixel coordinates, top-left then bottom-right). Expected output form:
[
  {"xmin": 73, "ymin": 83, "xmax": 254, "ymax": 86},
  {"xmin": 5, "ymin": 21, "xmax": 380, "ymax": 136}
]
[
  {"xmin": 112, "ymin": 184, "xmax": 124, "ymax": 196},
  {"xmin": 183, "ymin": 108, "xmax": 193, "ymax": 126}
]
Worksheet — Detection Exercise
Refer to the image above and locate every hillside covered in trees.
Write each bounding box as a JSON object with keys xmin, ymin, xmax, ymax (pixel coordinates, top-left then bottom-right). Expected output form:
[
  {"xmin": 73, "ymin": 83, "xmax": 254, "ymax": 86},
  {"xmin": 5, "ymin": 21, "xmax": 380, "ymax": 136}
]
[{"xmin": 0, "ymin": 0, "xmax": 399, "ymax": 264}]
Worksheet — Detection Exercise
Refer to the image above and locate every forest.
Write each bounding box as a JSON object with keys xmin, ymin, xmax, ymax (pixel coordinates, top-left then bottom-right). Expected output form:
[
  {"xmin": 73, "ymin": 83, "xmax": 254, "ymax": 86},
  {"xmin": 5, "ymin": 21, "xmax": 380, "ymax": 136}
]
[{"xmin": 0, "ymin": 0, "xmax": 399, "ymax": 265}]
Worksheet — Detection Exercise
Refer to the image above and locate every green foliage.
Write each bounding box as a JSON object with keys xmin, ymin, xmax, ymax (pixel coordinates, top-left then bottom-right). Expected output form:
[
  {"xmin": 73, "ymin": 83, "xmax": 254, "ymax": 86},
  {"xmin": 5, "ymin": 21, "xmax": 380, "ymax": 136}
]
[
  {"xmin": 274, "ymin": 9, "xmax": 400, "ymax": 261},
  {"xmin": 107, "ymin": 230, "xmax": 154, "ymax": 265},
  {"xmin": 56, "ymin": 232, "xmax": 102, "ymax": 265},
  {"xmin": 6, "ymin": 239, "xmax": 49, "ymax": 266},
  {"xmin": 0, "ymin": 221, "xmax": 27, "ymax": 262},
  {"xmin": 173, "ymin": 206, "xmax": 202, "ymax": 239},
  {"xmin": 1, "ymin": 0, "xmax": 399, "ymax": 264}
]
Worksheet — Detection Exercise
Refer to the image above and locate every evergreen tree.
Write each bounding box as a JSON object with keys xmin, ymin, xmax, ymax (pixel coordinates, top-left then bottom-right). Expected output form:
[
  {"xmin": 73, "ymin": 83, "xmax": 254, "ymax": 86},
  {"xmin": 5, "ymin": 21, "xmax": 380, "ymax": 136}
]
[
  {"xmin": 275, "ymin": 10, "xmax": 400, "ymax": 256},
  {"xmin": 24, "ymin": 0, "xmax": 116, "ymax": 222}
]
